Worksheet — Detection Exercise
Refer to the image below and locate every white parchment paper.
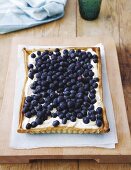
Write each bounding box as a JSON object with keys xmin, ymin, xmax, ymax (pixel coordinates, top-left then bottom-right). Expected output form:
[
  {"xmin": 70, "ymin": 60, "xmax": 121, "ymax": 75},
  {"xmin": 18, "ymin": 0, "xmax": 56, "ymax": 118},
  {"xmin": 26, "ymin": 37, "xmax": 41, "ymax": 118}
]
[{"xmin": 10, "ymin": 44, "xmax": 118, "ymax": 149}]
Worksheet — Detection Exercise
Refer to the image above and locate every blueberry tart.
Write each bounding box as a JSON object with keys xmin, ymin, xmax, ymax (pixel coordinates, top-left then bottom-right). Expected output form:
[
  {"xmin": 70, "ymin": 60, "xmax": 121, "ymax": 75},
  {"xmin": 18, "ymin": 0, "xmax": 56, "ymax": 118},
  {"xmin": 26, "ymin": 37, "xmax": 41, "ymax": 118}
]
[{"xmin": 17, "ymin": 47, "xmax": 109, "ymax": 134}]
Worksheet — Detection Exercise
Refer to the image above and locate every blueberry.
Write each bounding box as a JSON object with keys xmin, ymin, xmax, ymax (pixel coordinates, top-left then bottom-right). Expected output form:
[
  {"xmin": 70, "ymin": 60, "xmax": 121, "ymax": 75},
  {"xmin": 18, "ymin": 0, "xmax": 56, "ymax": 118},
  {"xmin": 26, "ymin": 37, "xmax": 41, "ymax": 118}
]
[
  {"xmin": 89, "ymin": 71, "xmax": 94, "ymax": 77},
  {"xmin": 66, "ymin": 82, "xmax": 72, "ymax": 87},
  {"xmin": 70, "ymin": 53, "xmax": 76, "ymax": 58},
  {"xmin": 76, "ymin": 49, "xmax": 81, "ymax": 53},
  {"xmin": 47, "ymin": 104, "xmax": 53, "ymax": 110},
  {"xmin": 62, "ymin": 109, "xmax": 68, "ymax": 114},
  {"xmin": 93, "ymin": 58, "xmax": 98, "ymax": 63},
  {"xmin": 28, "ymin": 64, "xmax": 33, "ymax": 69},
  {"xmin": 26, "ymin": 123, "xmax": 31, "ymax": 129},
  {"xmin": 57, "ymin": 88, "xmax": 63, "ymax": 93},
  {"xmin": 30, "ymin": 83, "xmax": 36, "ymax": 90},
  {"xmin": 32, "ymin": 90, "xmax": 37, "ymax": 94},
  {"xmin": 59, "ymin": 75, "xmax": 64, "ymax": 80},
  {"xmin": 88, "ymin": 105, "xmax": 94, "ymax": 110},
  {"xmin": 93, "ymin": 77, "xmax": 99, "ymax": 82},
  {"xmin": 49, "ymin": 51, "xmax": 53, "ymax": 55},
  {"xmin": 90, "ymin": 89, "xmax": 96, "ymax": 94},
  {"xmin": 58, "ymin": 96, "xmax": 65, "ymax": 103},
  {"xmin": 77, "ymin": 69, "xmax": 83, "ymax": 76},
  {"xmin": 81, "ymin": 110, "xmax": 87, "ymax": 116},
  {"xmin": 66, "ymin": 113, "xmax": 72, "ymax": 120},
  {"xmin": 24, "ymin": 102, "xmax": 30, "ymax": 107},
  {"xmin": 31, "ymin": 53, "xmax": 36, "ymax": 58},
  {"xmin": 54, "ymin": 48, "xmax": 60, "ymax": 52},
  {"xmin": 69, "ymin": 49, "xmax": 75, "ymax": 54},
  {"xmin": 96, "ymin": 119, "xmax": 102, "ymax": 127},
  {"xmin": 70, "ymin": 116, "xmax": 76, "ymax": 122},
  {"xmin": 31, "ymin": 109, "xmax": 37, "ymax": 115},
  {"xmin": 62, "ymin": 118, "xmax": 67, "ymax": 124},
  {"xmin": 67, "ymin": 101, "xmax": 75, "ymax": 108},
  {"xmin": 36, "ymin": 86, "xmax": 42, "ymax": 93},
  {"xmin": 75, "ymin": 100, "xmax": 82, "ymax": 108},
  {"xmin": 44, "ymin": 50, "xmax": 49, "ymax": 54},
  {"xmin": 83, "ymin": 117, "xmax": 90, "ymax": 124},
  {"xmin": 31, "ymin": 121, "xmax": 37, "ymax": 128},
  {"xmin": 81, "ymin": 53, "xmax": 86, "ymax": 59},
  {"xmin": 70, "ymin": 79, "xmax": 76, "ymax": 85},
  {"xmin": 37, "ymin": 111, "xmax": 45, "ymax": 118},
  {"xmin": 77, "ymin": 82, "xmax": 83, "ymax": 88},
  {"xmin": 36, "ymin": 72, "xmax": 41, "ymax": 79},
  {"xmin": 86, "ymin": 52, "xmax": 92, "ymax": 59},
  {"xmin": 22, "ymin": 107, "xmax": 28, "ymax": 113},
  {"xmin": 91, "ymin": 99, "xmax": 97, "ymax": 104},
  {"xmin": 96, "ymin": 107, "xmax": 103, "ymax": 114},
  {"xmin": 53, "ymin": 98, "xmax": 58, "ymax": 107},
  {"xmin": 85, "ymin": 57, "xmax": 91, "ymax": 62},
  {"xmin": 25, "ymin": 111, "xmax": 32, "ymax": 118},
  {"xmin": 46, "ymin": 111, "xmax": 51, "ymax": 116},
  {"xmin": 45, "ymin": 96, "xmax": 51, "ymax": 104},
  {"xmin": 49, "ymin": 83, "xmax": 55, "ymax": 89},
  {"xmin": 46, "ymin": 76, "xmax": 52, "ymax": 83},
  {"xmin": 89, "ymin": 93, "xmax": 96, "ymax": 99},
  {"xmin": 70, "ymin": 93, "xmax": 75, "ymax": 98},
  {"xmin": 83, "ymin": 70, "xmax": 89, "ymax": 77},
  {"xmin": 36, "ymin": 105, "xmax": 43, "ymax": 111},
  {"xmin": 93, "ymin": 54, "xmax": 98, "ymax": 59},
  {"xmin": 90, "ymin": 114, "xmax": 96, "ymax": 121},
  {"xmin": 39, "ymin": 98, "xmax": 45, "ymax": 104},
  {"xmin": 92, "ymin": 83, "xmax": 98, "ymax": 88},
  {"xmin": 70, "ymin": 90, "xmax": 76, "ymax": 94},
  {"xmin": 76, "ymin": 93, "xmax": 83, "ymax": 99},
  {"xmin": 52, "ymin": 112, "xmax": 58, "ymax": 118},
  {"xmin": 59, "ymin": 113, "xmax": 65, "ymax": 119},
  {"xmin": 35, "ymin": 118, "xmax": 43, "ymax": 125},
  {"xmin": 88, "ymin": 64, "xmax": 93, "ymax": 70},
  {"xmin": 84, "ymin": 84, "xmax": 89, "ymax": 91},
  {"xmin": 77, "ymin": 113, "xmax": 83, "ymax": 119},
  {"xmin": 96, "ymin": 114, "xmax": 103, "ymax": 120},
  {"xmin": 37, "ymin": 51, "xmax": 41, "ymax": 56},
  {"xmin": 89, "ymin": 79, "xmax": 94, "ymax": 85},
  {"xmin": 59, "ymin": 102, "xmax": 67, "ymax": 110},
  {"xmin": 52, "ymin": 120, "xmax": 60, "ymax": 127},
  {"xmin": 88, "ymin": 110, "xmax": 94, "ymax": 116},
  {"xmin": 43, "ymin": 92, "xmax": 48, "ymax": 98},
  {"xmin": 84, "ymin": 96, "xmax": 90, "ymax": 102},
  {"xmin": 26, "ymin": 96, "xmax": 32, "ymax": 102},
  {"xmin": 36, "ymin": 60, "xmax": 42, "ymax": 67},
  {"xmin": 83, "ymin": 102, "xmax": 90, "ymax": 108},
  {"xmin": 64, "ymin": 91, "xmax": 70, "ymax": 96},
  {"xmin": 31, "ymin": 100, "xmax": 37, "ymax": 106},
  {"xmin": 28, "ymin": 72, "xmax": 34, "ymax": 79},
  {"xmin": 63, "ymin": 49, "xmax": 68, "ymax": 54},
  {"xmin": 68, "ymin": 63, "xmax": 75, "ymax": 70}
]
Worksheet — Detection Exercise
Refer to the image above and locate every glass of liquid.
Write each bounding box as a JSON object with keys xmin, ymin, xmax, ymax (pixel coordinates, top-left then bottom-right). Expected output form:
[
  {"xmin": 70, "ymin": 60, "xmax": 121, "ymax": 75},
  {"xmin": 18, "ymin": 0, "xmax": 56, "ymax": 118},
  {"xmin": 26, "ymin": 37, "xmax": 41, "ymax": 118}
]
[{"xmin": 78, "ymin": 0, "xmax": 102, "ymax": 20}]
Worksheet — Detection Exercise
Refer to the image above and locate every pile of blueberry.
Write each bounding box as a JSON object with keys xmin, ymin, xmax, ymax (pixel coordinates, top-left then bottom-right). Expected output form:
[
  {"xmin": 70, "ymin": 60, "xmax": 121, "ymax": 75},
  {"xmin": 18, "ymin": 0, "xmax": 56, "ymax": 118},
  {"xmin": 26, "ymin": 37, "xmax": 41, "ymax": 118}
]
[{"xmin": 23, "ymin": 48, "xmax": 103, "ymax": 129}]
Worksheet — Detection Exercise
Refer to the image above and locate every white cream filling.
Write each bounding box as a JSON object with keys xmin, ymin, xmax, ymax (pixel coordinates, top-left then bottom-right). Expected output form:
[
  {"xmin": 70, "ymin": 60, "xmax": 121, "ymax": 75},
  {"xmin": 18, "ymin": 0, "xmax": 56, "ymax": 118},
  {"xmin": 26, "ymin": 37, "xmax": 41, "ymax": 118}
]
[{"xmin": 22, "ymin": 48, "xmax": 102, "ymax": 129}]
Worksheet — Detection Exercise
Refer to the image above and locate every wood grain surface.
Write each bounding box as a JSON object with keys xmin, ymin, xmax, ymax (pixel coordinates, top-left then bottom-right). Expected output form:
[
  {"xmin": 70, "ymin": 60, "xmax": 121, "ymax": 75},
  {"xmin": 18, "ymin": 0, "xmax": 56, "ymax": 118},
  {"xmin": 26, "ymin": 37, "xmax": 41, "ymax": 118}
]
[{"xmin": 0, "ymin": 0, "xmax": 131, "ymax": 169}]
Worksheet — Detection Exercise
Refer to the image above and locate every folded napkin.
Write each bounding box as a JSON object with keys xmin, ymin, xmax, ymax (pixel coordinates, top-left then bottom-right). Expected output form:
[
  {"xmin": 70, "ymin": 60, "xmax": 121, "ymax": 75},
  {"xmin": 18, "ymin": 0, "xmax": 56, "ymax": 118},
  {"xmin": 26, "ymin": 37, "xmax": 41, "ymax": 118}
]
[{"xmin": 0, "ymin": 0, "xmax": 67, "ymax": 34}]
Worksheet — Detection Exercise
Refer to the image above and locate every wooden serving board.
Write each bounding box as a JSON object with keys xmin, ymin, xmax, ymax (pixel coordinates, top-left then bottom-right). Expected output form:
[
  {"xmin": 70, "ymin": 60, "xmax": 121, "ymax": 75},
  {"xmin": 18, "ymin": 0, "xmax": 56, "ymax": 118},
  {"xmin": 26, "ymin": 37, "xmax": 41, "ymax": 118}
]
[{"xmin": 0, "ymin": 37, "xmax": 131, "ymax": 164}]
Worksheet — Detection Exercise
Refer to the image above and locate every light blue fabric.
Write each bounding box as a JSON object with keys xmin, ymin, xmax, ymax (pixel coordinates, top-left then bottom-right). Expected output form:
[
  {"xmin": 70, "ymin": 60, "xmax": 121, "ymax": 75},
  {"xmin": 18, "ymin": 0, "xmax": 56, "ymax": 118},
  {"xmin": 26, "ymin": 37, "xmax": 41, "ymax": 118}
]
[{"xmin": 0, "ymin": 0, "xmax": 67, "ymax": 34}]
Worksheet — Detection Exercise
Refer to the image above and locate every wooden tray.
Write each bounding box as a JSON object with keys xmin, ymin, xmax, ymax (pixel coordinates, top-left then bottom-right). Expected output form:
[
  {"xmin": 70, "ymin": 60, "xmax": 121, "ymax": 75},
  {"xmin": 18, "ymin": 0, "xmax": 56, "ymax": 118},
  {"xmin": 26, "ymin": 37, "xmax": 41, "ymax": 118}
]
[{"xmin": 0, "ymin": 37, "xmax": 131, "ymax": 164}]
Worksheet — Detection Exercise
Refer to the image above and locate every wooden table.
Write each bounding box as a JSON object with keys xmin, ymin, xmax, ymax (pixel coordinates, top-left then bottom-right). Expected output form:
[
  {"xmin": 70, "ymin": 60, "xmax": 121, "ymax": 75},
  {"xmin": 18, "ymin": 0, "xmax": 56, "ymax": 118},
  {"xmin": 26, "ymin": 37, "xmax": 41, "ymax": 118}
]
[{"xmin": 0, "ymin": 0, "xmax": 130, "ymax": 169}]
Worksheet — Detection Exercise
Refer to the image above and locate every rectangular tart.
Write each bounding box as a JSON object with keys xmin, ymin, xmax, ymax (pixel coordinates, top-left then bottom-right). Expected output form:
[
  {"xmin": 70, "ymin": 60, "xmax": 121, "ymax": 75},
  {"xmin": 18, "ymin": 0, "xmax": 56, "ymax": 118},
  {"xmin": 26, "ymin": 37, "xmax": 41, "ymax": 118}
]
[{"xmin": 17, "ymin": 47, "xmax": 109, "ymax": 134}]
